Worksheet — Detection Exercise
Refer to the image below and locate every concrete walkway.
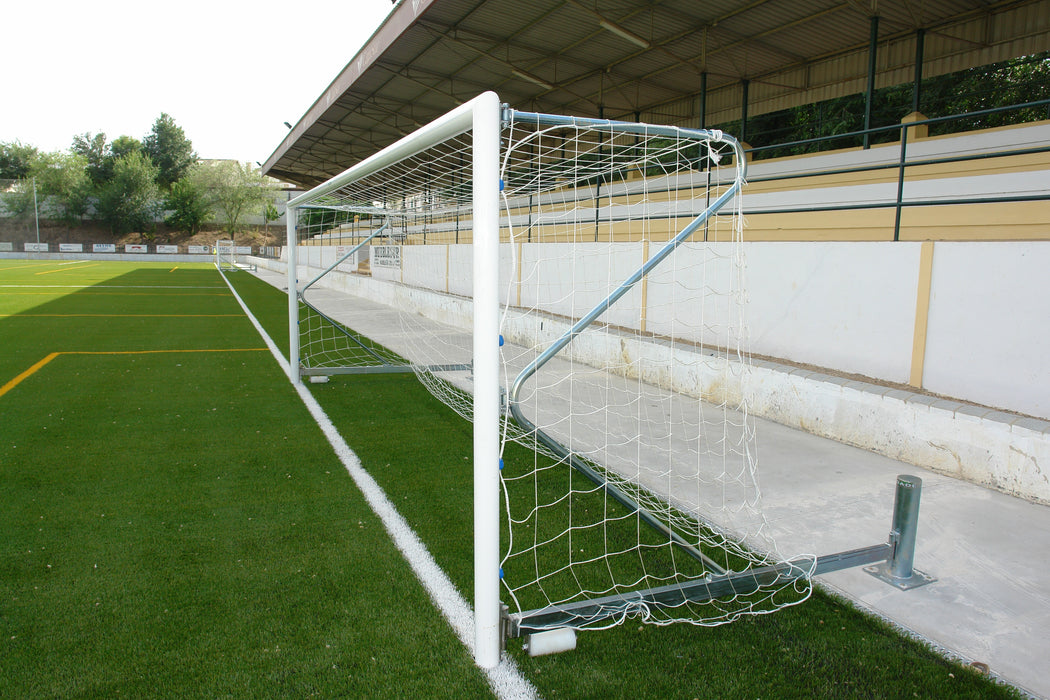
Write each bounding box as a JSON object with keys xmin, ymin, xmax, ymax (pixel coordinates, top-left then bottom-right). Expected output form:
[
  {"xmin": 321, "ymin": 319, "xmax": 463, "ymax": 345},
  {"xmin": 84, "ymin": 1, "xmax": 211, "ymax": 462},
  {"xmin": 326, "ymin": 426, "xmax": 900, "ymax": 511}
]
[{"xmin": 253, "ymin": 264, "xmax": 1049, "ymax": 698}]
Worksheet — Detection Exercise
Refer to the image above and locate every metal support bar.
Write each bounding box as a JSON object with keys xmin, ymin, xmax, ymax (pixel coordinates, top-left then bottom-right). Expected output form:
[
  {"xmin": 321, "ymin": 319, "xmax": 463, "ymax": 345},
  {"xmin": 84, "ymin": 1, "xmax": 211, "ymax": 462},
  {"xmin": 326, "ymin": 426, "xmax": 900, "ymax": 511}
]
[
  {"xmin": 507, "ymin": 108, "xmax": 745, "ymax": 147},
  {"xmin": 509, "ymin": 543, "xmax": 899, "ymax": 636},
  {"xmin": 894, "ymin": 127, "xmax": 908, "ymax": 241},
  {"xmin": 301, "ymin": 363, "xmax": 471, "ymax": 376},
  {"xmin": 295, "ymin": 221, "xmax": 395, "ymax": 371},
  {"xmin": 506, "ymin": 473, "xmax": 935, "ymax": 636},
  {"xmin": 301, "ymin": 219, "xmax": 390, "ymax": 294},
  {"xmin": 297, "ymin": 301, "xmax": 392, "ymax": 368}
]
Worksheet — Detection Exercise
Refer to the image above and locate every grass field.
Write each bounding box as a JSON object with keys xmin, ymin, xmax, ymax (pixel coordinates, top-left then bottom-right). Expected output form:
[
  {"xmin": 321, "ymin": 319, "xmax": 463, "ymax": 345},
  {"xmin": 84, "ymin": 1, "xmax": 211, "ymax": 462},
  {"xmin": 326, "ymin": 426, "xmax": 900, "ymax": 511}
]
[{"xmin": 0, "ymin": 260, "xmax": 1023, "ymax": 698}]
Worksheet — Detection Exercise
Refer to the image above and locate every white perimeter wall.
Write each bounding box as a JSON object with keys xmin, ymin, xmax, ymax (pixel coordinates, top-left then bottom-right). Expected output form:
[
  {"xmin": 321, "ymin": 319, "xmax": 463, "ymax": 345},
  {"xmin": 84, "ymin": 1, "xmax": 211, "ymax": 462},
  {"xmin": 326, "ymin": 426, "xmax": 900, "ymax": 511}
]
[
  {"xmin": 745, "ymin": 242, "xmax": 921, "ymax": 384},
  {"xmin": 330, "ymin": 239, "xmax": 1050, "ymax": 420},
  {"xmin": 924, "ymin": 242, "xmax": 1050, "ymax": 418}
]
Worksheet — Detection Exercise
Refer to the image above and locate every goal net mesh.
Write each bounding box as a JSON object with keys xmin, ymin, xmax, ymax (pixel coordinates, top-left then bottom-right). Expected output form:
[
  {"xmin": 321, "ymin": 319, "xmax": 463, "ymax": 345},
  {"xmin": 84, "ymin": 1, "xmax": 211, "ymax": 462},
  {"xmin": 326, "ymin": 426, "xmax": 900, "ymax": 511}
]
[{"xmin": 290, "ymin": 108, "xmax": 813, "ymax": 633}]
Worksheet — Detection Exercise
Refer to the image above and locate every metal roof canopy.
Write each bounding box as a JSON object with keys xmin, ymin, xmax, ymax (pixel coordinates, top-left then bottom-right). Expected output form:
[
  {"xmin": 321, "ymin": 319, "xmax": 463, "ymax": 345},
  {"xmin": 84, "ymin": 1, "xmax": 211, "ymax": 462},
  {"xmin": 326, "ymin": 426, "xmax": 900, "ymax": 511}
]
[{"xmin": 264, "ymin": 0, "xmax": 1050, "ymax": 188}]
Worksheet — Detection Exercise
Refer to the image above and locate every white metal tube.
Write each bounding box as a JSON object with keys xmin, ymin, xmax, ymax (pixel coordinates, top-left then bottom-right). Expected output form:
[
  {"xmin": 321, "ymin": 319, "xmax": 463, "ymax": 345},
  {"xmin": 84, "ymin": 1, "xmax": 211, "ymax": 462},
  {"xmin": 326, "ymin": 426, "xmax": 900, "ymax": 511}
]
[
  {"xmin": 286, "ymin": 205, "xmax": 300, "ymax": 384},
  {"xmin": 472, "ymin": 90, "xmax": 502, "ymax": 669},
  {"xmin": 287, "ymin": 95, "xmax": 484, "ymax": 209}
]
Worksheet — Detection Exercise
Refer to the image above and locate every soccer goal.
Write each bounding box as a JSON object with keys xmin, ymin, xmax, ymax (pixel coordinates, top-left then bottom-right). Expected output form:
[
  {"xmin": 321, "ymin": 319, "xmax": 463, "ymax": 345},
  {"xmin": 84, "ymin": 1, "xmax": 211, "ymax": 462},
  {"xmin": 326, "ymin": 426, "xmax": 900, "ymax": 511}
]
[
  {"xmin": 284, "ymin": 92, "xmax": 929, "ymax": 668},
  {"xmin": 215, "ymin": 240, "xmax": 255, "ymax": 271}
]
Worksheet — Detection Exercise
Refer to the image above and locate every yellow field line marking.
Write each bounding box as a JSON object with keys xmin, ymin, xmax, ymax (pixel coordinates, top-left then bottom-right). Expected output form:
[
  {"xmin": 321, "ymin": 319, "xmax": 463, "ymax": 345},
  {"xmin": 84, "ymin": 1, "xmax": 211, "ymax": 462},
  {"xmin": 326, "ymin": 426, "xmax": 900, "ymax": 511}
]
[
  {"xmin": 0, "ymin": 314, "xmax": 241, "ymax": 320},
  {"xmin": 0, "ymin": 291, "xmax": 230, "ymax": 297},
  {"xmin": 0, "ymin": 353, "xmax": 61, "ymax": 399},
  {"xmin": 0, "ymin": 285, "xmax": 226, "ymax": 289},
  {"xmin": 0, "ymin": 348, "xmax": 268, "ymax": 399},
  {"xmin": 69, "ymin": 348, "xmax": 268, "ymax": 356}
]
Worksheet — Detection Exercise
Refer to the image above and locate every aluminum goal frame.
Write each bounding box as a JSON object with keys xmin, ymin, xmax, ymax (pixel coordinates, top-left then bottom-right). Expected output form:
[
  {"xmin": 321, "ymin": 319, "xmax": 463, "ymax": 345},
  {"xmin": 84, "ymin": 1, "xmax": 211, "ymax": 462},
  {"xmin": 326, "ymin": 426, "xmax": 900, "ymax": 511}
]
[
  {"xmin": 285, "ymin": 91, "xmax": 504, "ymax": 667},
  {"xmin": 282, "ymin": 91, "xmax": 932, "ymax": 669}
]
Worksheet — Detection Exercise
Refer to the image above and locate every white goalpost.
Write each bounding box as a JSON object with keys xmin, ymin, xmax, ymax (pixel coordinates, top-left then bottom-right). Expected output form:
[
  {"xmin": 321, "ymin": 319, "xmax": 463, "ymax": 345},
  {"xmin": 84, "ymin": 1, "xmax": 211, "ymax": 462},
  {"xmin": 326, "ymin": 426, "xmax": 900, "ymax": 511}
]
[
  {"xmin": 283, "ymin": 91, "xmax": 928, "ymax": 669},
  {"xmin": 286, "ymin": 92, "xmax": 504, "ymax": 667},
  {"xmin": 216, "ymin": 240, "xmax": 255, "ymax": 271},
  {"xmin": 215, "ymin": 240, "xmax": 236, "ymax": 270}
]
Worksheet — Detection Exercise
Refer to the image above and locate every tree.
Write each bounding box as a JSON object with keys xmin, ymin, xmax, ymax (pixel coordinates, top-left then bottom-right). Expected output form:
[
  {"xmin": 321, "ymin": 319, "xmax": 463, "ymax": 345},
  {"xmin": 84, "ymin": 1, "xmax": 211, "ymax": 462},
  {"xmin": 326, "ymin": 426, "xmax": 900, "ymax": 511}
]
[
  {"xmin": 0, "ymin": 178, "xmax": 38, "ymax": 222},
  {"xmin": 164, "ymin": 170, "xmax": 212, "ymax": 234},
  {"xmin": 721, "ymin": 50, "xmax": 1050, "ymax": 160},
  {"xmin": 72, "ymin": 132, "xmax": 144, "ymax": 185},
  {"xmin": 262, "ymin": 201, "xmax": 280, "ymax": 228},
  {"xmin": 110, "ymin": 135, "xmax": 143, "ymax": 161},
  {"xmin": 0, "ymin": 145, "xmax": 42, "ymax": 225},
  {"xmin": 31, "ymin": 151, "xmax": 92, "ymax": 226},
  {"xmin": 71, "ymin": 132, "xmax": 110, "ymax": 184},
  {"xmin": 0, "ymin": 140, "xmax": 39, "ymax": 180},
  {"xmin": 195, "ymin": 160, "xmax": 277, "ymax": 235},
  {"xmin": 96, "ymin": 150, "xmax": 161, "ymax": 234},
  {"xmin": 144, "ymin": 113, "xmax": 196, "ymax": 189}
]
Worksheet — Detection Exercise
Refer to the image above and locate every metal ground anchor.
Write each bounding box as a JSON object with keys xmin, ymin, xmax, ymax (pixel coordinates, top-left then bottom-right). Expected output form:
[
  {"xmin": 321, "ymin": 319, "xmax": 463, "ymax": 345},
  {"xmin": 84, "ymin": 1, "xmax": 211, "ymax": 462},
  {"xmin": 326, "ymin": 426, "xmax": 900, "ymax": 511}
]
[{"xmin": 865, "ymin": 474, "xmax": 936, "ymax": 590}]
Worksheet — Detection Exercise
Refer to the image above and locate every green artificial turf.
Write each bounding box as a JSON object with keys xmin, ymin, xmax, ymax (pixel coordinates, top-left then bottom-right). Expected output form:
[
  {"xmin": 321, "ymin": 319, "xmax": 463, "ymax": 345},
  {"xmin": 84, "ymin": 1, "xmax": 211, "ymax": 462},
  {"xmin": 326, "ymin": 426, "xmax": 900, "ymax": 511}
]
[{"xmin": 0, "ymin": 261, "xmax": 490, "ymax": 698}]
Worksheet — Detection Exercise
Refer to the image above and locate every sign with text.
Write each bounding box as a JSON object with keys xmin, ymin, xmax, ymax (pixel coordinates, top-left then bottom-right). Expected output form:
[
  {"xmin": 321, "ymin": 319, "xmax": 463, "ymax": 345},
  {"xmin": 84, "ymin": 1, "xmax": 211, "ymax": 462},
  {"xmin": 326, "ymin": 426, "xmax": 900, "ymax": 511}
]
[
  {"xmin": 59, "ymin": 243, "xmax": 83, "ymax": 252},
  {"xmin": 125, "ymin": 244, "xmax": 148, "ymax": 253},
  {"xmin": 93, "ymin": 243, "xmax": 116, "ymax": 253},
  {"xmin": 235, "ymin": 246, "xmax": 252, "ymax": 255},
  {"xmin": 24, "ymin": 242, "xmax": 48, "ymax": 252},
  {"xmin": 371, "ymin": 245, "xmax": 401, "ymax": 268},
  {"xmin": 336, "ymin": 245, "xmax": 356, "ymax": 270},
  {"xmin": 0, "ymin": 242, "xmax": 15, "ymax": 252},
  {"xmin": 156, "ymin": 245, "xmax": 179, "ymax": 254},
  {"xmin": 188, "ymin": 245, "xmax": 209, "ymax": 254}
]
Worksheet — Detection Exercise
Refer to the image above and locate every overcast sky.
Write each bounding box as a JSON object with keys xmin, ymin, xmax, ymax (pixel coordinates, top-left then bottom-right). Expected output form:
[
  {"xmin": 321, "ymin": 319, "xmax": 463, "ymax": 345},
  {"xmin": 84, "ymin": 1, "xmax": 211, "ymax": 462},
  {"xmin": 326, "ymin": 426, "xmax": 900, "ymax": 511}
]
[{"xmin": 1, "ymin": 0, "xmax": 394, "ymax": 165}]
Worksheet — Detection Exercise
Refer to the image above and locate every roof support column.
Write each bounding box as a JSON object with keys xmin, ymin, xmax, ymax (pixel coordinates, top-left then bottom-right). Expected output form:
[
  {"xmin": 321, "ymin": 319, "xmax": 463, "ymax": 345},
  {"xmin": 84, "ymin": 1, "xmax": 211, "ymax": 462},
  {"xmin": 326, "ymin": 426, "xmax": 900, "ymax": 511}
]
[
  {"xmin": 863, "ymin": 14, "xmax": 880, "ymax": 149},
  {"xmin": 699, "ymin": 71, "xmax": 708, "ymax": 129},
  {"xmin": 912, "ymin": 28, "xmax": 926, "ymax": 113},
  {"xmin": 740, "ymin": 78, "xmax": 750, "ymax": 144}
]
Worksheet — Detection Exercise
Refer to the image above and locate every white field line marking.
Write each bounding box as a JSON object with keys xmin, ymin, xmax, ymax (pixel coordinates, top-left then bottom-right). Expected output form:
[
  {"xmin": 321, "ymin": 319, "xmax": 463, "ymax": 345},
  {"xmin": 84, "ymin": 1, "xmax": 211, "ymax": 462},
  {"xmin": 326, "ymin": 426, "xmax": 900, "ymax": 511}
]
[{"xmin": 218, "ymin": 269, "xmax": 538, "ymax": 700}]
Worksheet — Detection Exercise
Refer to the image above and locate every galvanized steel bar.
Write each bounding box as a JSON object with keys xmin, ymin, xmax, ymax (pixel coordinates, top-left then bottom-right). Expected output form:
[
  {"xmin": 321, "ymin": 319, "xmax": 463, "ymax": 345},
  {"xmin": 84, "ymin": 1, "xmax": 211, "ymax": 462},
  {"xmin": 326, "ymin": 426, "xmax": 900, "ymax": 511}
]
[{"xmin": 510, "ymin": 543, "xmax": 896, "ymax": 635}]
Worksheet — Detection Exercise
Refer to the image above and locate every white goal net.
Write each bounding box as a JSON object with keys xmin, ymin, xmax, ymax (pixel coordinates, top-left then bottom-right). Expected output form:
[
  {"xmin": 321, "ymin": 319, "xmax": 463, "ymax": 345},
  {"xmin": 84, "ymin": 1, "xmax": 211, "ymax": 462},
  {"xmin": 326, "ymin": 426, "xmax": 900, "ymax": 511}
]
[
  {"xmin": 216, "ymin": 240, "xmax": 255, "ymax": 271},
  {"xmin": 285, "ymin": 93, "xmax": 813, "ymax": 664}
]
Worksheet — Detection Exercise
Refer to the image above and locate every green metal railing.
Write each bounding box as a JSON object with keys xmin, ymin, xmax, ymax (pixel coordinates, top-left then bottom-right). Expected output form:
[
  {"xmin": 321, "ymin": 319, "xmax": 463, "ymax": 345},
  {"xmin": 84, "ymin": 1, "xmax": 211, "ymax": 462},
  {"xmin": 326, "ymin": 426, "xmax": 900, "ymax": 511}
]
[{"xmin": 743, "ymin": 98, "xmax": 1050, "ymax": 242}]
